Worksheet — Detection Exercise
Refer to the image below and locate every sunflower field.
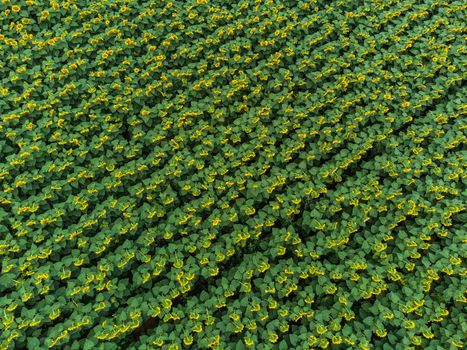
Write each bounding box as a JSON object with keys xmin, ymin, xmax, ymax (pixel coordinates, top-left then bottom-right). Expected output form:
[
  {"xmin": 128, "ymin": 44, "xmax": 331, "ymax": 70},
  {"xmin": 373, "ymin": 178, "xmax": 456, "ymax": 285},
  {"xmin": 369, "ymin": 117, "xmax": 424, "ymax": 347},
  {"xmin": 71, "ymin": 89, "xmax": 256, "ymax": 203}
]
[{"xmin": 0, "ymin": 0, "xmax": 466, "ymax": 349}]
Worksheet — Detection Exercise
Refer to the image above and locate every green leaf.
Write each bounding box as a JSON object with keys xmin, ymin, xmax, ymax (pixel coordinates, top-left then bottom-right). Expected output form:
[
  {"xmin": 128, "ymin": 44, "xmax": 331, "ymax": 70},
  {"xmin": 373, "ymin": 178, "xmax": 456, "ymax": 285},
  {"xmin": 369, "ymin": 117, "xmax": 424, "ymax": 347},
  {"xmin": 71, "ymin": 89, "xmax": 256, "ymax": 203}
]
[{"xmin": 83, "ymin": 339, "xmax": 95, "ymax": 350}]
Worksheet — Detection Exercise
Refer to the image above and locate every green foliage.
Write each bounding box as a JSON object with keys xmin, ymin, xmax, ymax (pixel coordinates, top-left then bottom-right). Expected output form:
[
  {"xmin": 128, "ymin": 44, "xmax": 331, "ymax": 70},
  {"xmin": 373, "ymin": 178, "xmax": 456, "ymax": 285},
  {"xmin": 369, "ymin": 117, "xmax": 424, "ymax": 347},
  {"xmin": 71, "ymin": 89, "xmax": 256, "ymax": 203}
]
[{"xmin": 0, "ymin": 0, "xmax": 465, "ymax": 349}]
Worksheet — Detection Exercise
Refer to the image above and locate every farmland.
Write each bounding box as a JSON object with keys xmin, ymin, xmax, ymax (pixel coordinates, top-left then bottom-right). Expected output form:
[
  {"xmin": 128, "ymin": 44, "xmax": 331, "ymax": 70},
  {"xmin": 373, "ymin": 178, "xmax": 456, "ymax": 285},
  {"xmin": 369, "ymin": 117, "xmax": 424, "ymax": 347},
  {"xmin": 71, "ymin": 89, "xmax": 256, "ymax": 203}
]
[{"xmin": 0, "ymin": 0, "xmax": 466, "ymax": 349}]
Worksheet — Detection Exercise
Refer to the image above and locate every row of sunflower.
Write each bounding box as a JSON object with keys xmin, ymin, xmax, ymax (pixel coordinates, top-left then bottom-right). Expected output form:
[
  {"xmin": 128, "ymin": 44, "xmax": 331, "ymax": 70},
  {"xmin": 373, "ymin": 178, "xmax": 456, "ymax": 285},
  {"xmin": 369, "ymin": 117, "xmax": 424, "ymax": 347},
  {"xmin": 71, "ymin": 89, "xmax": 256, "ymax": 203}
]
[{"xmin": 0, "ymin": 0, "xmax": 465, "ymax": 349}]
